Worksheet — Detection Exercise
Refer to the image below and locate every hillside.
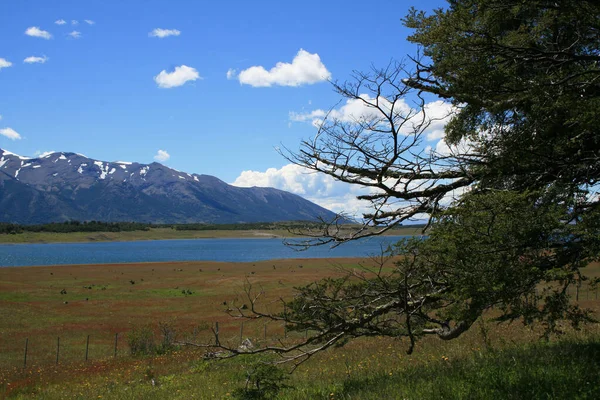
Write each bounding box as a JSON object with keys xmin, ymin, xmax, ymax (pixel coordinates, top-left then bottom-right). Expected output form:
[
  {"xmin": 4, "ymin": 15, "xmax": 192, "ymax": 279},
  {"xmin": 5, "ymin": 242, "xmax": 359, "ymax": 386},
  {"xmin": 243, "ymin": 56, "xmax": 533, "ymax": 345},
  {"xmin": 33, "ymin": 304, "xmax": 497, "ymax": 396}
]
[{"xmin": 0, "ymin": 149, "xmax": 338, "ymax": 224}]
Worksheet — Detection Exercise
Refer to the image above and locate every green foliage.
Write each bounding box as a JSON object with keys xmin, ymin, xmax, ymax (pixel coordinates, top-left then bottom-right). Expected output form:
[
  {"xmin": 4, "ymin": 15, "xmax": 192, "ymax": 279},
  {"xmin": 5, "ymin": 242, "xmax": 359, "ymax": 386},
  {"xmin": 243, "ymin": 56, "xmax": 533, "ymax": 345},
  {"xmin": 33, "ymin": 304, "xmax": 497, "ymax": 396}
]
[
  {"xmin": 403, "ymin": 0, "xmax": 600, "ymax": 192},
  {"xmin": 0, "ymin": 220, "xmax": 152, "ymax": 234},
  {"xmin": 127, "ymin": 324, "xmax": 156, "ymax": 356},
  {"xmin": 232, "ymin": 358, "xmax": 291, "ymax": 400},
  {"xmin": 127, "ymin": 321, "xmax": 180, "ymax": 356}
]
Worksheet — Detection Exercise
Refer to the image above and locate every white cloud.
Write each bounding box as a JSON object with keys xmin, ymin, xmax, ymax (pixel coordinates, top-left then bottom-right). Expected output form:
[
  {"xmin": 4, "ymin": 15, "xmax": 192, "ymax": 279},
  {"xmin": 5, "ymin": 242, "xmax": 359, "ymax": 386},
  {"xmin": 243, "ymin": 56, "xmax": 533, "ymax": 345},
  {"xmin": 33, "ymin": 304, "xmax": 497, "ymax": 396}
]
[
  {"xmin": 291, "ymin": 96, "xmax": 454, "ymax": 139},
  {"xmin": 24, "ymin": 55, "xmax": 48, "ymax": 64},
  {"xmin": 232, "ymin": 163, "xmax": 372, "ymax": 217},
  {"xmin": 290, "ymin": 94, "xmax": 409, "ymax": 129},
  {"xmin": 226, "ymin": 68, "xmax": 237, "ymax": 80},
  {"xmin": 421, "ymin": 101, "xmax": 454, "ymax": 140},
  {"xmin": 433, "ymin": 137, "xmax": 474, "ymax": 157},
  {"xmin": 84, "ymin": 20, "xmax": 95, "ymax": 25},
  {"xmin": 0, "ymin": 58, "xmax": 12, "ymax": 70},
  {"xmin": 25, "ymin": 26, "xmax": 52, "ymax": 39},
  {"xmin": 71, "ymin": 20, "xmax": 79, "ymax": 25},
  {"xmin": 68, "ymin": 31, "xmax": 81, "ymax": 39},
  {"xmin": 55, "ymin": 19, "xmax": 66, "ymax": 25},
  {"xmin": 236, "ymin": 49, "xmax": 331, "ymax": 87},
  {"xmin": 149, "ymin": 28, "xmax": 181, "ymax": 38},
  {"xmin": 154, "ymin": 65, "xmax": 200, "ymax": 88},
  {"xmin": 34, "ymin": 150, "xmax": 55, "ymax": 157},
  {"xmin": 0, "ymin": 128, "xmax": 22, "ymax": 140},
  {"xmin": 154, "ymin": 149, "xmax": 170, "ymax": 162}
]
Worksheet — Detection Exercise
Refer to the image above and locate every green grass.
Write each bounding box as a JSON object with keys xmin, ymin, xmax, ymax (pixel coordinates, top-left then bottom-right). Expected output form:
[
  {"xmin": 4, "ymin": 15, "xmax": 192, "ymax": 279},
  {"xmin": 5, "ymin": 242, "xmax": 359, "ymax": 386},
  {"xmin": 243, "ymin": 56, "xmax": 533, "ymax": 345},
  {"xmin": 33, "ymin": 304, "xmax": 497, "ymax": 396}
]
[
  {"xmin": 4, "ymin": 334, "xmax": 599, "ymax": 399},
  {"xmin": 330, "ymin": 338, "xmax": 600, "ymax": 399}
]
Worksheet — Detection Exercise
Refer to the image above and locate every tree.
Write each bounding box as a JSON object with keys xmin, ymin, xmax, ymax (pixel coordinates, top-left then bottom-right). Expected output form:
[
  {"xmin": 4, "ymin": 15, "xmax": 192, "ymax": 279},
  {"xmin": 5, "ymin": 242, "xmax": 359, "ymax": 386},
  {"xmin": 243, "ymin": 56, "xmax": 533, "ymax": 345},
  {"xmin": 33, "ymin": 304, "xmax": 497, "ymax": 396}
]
[{"xmin": 182, "ymin": 0, "xmax": 600, "ymax": 367}]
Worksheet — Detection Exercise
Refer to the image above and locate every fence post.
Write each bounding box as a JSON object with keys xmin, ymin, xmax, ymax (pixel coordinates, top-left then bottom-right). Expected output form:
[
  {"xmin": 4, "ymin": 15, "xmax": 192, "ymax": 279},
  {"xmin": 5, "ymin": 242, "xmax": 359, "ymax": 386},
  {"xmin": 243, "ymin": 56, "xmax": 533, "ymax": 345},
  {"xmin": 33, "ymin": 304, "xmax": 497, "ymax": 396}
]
[
  {"xmin": 239, "ymin": 322, "xmax": 244, "ymax": 345},
  {"xmin": 114, "ymin": 333, "xmax": 118, "ymax": 358},
  {"xmin": 85, "ymin": 335, "xmax": 90, "ymax": 361},
  {"xmin": 23, "ymin": 338, "xmax": 28, "ymax": 369},
  {"xmin": 56, "ymin": 337, "xmax": 60, "ymax": 365},
  {"xmin": 215, "ymin": 322, "xmax": 220, "ymax": 346}
]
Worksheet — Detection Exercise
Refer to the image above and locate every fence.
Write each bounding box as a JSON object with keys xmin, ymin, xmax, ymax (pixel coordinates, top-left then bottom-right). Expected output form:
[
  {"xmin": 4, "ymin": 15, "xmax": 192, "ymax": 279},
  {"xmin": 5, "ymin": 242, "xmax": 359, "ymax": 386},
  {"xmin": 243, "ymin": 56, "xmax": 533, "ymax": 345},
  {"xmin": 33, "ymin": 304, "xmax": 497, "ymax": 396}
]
[{"xmin": 0, "ymin": 318, "xmax": 313, "ymax": 374}]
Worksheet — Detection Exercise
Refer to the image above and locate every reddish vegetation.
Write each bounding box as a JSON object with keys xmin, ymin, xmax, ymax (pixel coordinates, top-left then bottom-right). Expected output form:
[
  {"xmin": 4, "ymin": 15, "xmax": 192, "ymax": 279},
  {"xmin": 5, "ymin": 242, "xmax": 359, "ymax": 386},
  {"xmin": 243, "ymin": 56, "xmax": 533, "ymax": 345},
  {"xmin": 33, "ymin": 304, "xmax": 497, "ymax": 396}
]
[{"xmin": 0, "ymin": 258, "xmax": 377, "ymax": 390}]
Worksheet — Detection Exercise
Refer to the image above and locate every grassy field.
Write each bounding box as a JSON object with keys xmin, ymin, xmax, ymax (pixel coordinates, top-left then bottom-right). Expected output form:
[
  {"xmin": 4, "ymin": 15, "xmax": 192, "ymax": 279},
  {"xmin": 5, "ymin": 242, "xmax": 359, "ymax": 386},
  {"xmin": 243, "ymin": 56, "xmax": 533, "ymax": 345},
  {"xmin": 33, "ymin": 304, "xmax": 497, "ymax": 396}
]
[
  {"xmin": 0, "ymin": 259, "xmax": 599, "ymax": 399},
  {"xmin": 0, "ymin": 226, "xmax": 423, "ymax": 244}
]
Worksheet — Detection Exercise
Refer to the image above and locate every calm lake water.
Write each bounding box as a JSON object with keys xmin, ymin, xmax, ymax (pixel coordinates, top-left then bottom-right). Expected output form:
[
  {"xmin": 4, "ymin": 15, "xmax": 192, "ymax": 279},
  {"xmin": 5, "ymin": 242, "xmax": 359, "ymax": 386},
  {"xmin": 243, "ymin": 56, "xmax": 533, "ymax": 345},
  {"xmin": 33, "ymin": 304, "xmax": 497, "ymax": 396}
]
[{"xmin": 0, "ymin": 236, "xmax": 412, "ymax": 267}]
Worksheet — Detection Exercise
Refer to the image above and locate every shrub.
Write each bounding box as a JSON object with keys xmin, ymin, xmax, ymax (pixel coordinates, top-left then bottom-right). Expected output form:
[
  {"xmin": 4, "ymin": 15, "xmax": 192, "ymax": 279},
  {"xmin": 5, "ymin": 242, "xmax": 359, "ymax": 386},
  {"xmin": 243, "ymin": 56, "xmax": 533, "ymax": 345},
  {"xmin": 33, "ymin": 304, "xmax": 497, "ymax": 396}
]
[
  {"xmin": 127, "ymin": 324, "xmax": 155, "ymax": 356},
  {"xmin": 232, "ymin": 359, "xmax": 290, "ymax": 399}
]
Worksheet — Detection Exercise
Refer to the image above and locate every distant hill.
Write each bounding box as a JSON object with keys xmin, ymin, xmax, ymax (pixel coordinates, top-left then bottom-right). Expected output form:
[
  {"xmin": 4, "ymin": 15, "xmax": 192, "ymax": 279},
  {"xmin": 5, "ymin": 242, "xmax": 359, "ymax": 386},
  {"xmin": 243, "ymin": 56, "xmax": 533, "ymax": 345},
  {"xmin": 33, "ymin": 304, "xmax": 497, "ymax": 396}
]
[{"xmin": 0, "ymin": 148, "xmax": 339, "ymax": 225}]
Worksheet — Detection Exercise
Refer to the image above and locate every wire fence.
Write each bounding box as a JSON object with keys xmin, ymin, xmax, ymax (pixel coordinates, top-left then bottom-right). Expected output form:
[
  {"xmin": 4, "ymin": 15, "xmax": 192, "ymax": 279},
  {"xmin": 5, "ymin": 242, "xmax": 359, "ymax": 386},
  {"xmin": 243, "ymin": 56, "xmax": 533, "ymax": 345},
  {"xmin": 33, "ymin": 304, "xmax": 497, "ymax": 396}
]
[{"xmin": 0, "ymin": 318, "xmax": 310, "ymax": 374}]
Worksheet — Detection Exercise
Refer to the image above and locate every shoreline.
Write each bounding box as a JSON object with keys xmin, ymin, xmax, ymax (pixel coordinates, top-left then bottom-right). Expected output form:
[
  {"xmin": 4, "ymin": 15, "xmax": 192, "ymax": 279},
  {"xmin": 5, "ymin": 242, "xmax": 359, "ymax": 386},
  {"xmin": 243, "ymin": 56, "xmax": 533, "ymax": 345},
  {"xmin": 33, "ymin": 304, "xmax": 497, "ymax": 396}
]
[
  {"xmin": 0, "ymin": 227, "xmax": 421, "ymax": 245},
  {"xmin": 0, "ymin": 256, "xmax": 377, "ymax": 269}
]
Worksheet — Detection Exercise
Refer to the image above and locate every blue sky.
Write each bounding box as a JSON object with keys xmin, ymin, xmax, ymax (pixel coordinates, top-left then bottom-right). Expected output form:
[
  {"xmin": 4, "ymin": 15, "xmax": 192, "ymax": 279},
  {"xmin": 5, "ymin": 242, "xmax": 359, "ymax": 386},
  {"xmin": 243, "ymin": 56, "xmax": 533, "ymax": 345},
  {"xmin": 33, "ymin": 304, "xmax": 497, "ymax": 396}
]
[{"xmin": 0, "ymin": 0, "xmax": 448, "ymax": 216}]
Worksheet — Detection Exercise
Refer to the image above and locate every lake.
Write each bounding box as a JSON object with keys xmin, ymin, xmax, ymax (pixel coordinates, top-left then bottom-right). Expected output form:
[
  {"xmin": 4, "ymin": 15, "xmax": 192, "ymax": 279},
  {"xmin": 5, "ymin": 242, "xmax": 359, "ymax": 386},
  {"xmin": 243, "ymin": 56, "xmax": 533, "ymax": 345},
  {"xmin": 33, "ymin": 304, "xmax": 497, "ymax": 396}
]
[{"xmin": 0, "ymin": 236, "xmax": 412, "ymax": 267}]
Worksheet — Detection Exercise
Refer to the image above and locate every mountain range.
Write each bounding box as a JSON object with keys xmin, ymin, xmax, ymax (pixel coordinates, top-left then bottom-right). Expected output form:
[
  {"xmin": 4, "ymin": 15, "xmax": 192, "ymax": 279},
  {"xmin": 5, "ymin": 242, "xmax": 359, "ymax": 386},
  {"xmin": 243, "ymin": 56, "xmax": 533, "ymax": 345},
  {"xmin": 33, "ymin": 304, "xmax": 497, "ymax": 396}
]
[{"xmin": 0, "ymin": 148, "xmax": 337, "ymax": 225}]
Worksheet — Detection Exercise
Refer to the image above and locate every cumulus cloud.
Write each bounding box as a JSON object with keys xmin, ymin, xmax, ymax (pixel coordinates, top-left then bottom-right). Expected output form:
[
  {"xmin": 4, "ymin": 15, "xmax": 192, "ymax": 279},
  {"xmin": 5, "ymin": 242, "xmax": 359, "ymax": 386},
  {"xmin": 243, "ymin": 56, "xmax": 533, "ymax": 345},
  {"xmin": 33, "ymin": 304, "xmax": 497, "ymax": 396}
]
[
  {"xmin": 25, "ymin": 26, "xmax": 52, "ymax": 39},
  {"xmin": 153, "ymin": 149, "xmax": 170, "ymax": 162},
  {"xmin": 291, "ymin": 96, "xmax": 454, "ymax": 139},
  {"xmin": 421, "ymin": 101, "xmax": 454, "ymax": 140},
  {"xmin": 0, "ymin": 128, "xmax": 22, "ymax": 140},
  {"xmin": 55, "ymin": 19, "xmax": 66, "ymax": 25},
  {"xmin": 71, "ymin": 20, "xmax": 79, "ymax": 25},
  {"xmin": 432, "ymin": 137, "xmax": 475, "ymax": 157},
  {"xmin": 0, "ymin": 58, "xmax": 12, "ymax": 70},
  {"xmin": 149, "ymin": 28, "xmax": 181, "ymax": 38},
  {"xmin": 68, "ymin": 30, "xmax": 81, "ymax": 39},
  {"xmin": 154, "ymin": 65, "xmax": 200, "ymax": 88},
  {"xmin": 235, "ymin": 49, "xmax": 331, "ymax": 87},
  {"xmin": 24, "ymin": 55, "xmax": 48, "ymax": 64},
  {"xmin": 84, "ymin": 20, "xmax": 95, "ymax": 25},
  {"xmin": 232, "ymin": 163, "xmax": 372, "ymax": 217}
]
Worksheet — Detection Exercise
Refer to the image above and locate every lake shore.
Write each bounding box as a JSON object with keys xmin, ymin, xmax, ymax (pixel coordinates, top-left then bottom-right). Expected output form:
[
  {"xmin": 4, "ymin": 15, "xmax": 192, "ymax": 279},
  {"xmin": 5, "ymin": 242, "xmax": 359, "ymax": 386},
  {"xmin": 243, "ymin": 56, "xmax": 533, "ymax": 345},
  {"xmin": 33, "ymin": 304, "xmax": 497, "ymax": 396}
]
[
  {"xmin": 0, "ymin": 256, "xmax": 373, "ymax": 270},
  {"xmin": 0, "ymin": 226, "xmax": 422, "ymax": 244}
]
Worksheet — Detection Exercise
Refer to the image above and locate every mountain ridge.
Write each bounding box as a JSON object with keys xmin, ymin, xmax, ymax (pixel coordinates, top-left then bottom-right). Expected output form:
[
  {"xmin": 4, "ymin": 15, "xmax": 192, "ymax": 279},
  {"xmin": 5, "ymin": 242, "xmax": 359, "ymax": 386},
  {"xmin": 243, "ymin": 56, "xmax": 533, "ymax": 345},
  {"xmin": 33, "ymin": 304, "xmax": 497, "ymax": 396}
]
[{"xmin": 0, "ymin": 148, "xmax": 338, "ymax": 225}]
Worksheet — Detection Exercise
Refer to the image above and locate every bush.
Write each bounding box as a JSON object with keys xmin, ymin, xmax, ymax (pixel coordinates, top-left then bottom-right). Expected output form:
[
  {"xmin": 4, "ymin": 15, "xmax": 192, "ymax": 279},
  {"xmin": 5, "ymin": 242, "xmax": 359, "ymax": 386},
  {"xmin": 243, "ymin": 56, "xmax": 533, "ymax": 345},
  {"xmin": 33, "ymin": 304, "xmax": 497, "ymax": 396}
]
[
  {"xmin": 232, "ymin": 359, "xmax": 291, "ymax": 399},
  {"xmin": 157, "ymin": 321, "xmax": 179, "ymax": 354},
  {"xmin": 127, "ymin": 321, "xmax": 180, "ymax": 356},
  {"xmin": 127, "ymin": 324, "xmax": 155, "ymax": 356}
]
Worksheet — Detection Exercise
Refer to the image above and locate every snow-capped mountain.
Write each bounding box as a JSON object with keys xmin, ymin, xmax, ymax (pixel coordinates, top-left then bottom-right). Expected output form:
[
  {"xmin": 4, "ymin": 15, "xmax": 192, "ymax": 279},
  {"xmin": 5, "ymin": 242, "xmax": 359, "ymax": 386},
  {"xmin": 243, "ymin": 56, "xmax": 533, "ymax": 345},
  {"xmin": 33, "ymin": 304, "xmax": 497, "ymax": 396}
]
[{"xmin": 0, "ymin": 149, "xmax": 337, "ymax": 224}]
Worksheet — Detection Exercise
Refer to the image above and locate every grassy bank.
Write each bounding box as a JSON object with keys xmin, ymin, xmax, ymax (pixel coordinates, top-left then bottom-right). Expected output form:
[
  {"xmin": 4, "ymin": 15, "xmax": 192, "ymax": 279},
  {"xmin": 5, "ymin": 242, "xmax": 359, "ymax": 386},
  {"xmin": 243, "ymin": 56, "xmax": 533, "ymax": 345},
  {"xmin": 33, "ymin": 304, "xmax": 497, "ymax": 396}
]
[
  {"xmin": 0, "ymin": 226, "xmax": 423, "ymax": 244},
  {"xmin": 1, "ymin": 259, "xmax": 598, "ymax": 399}
]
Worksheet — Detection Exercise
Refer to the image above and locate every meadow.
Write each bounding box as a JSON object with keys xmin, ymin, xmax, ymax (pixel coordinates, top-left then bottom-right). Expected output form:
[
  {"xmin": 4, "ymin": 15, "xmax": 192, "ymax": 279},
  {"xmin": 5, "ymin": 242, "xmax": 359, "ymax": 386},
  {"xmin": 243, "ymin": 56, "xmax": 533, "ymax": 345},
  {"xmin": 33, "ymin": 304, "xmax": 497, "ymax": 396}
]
[{"xmin": 1, "ymin": 258, "xmax": 599, "ymax": 399}]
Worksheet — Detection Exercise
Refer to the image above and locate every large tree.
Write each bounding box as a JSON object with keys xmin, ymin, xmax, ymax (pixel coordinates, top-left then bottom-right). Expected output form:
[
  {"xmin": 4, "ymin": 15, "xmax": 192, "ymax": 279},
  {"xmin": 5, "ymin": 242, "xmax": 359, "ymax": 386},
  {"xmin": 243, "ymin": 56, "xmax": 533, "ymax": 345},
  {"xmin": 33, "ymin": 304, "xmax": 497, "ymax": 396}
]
[{"xmin": 185, "ymin": 0, "xmax": 600, "ymax": 366}]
